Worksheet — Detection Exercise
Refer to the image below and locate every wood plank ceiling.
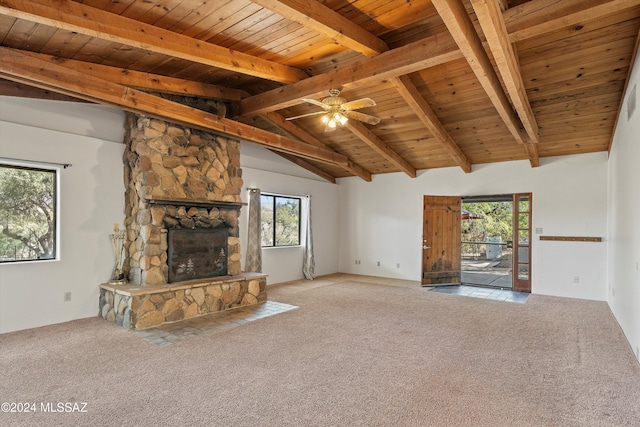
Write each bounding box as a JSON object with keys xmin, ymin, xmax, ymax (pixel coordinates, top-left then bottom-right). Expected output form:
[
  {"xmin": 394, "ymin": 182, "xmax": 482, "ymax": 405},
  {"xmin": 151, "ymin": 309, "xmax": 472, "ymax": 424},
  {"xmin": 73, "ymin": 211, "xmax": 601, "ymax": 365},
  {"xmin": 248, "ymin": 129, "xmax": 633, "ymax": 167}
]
[{"xmin": 1, "ymin": 0, "xmax": 639, "ymax": 182}]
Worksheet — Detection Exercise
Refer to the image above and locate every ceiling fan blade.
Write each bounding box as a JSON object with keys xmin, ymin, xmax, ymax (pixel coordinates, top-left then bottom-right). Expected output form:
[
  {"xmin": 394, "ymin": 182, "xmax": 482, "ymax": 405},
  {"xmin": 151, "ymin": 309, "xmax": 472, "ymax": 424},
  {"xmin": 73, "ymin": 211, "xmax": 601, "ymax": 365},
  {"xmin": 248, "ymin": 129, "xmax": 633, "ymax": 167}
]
[
  {"xmin": 346, "ymin": 111, "xmax": 381, "ymax": 125},
  {"xmin": 342, "ymin": 98, "xmax": 376, "ymax": 110},
  {"xmin": 301, "ymin": 98, "xmax": 330, "ymax": 109},
  {"xmin": 285, "ymin": 111, "xmax": 326, "ymax": 121}
]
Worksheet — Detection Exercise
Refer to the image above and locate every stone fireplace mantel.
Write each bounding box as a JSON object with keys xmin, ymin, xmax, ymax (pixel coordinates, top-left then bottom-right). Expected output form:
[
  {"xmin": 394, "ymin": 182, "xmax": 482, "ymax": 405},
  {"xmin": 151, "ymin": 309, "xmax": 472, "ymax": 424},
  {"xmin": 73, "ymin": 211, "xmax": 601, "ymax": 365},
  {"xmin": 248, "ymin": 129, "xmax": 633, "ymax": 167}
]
[{"xmin": 146, "ymin": 197, "xmax": 245, "ymax": 210}]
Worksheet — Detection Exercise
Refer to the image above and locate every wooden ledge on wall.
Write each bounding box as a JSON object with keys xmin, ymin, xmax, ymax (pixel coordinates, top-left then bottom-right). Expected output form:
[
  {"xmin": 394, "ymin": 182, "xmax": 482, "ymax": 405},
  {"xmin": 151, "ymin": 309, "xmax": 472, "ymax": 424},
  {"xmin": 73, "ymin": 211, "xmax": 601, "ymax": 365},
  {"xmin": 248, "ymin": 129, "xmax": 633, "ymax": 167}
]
[{"xmin": 539, "ymin": 236, "xmax": 602, "ymax": 242}]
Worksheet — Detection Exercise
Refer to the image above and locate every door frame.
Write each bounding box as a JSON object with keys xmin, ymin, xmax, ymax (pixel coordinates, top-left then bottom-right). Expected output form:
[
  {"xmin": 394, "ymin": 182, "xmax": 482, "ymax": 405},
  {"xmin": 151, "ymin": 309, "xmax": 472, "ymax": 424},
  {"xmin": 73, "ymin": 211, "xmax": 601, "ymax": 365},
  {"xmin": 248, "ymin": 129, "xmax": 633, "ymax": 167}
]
[
  {"xmin": 512, "ymin": 193, "xmax": 532, "ymax": 292},
  {"xmin": 460, "ymin": 193, "xmax": 532, "ymax": 293}
]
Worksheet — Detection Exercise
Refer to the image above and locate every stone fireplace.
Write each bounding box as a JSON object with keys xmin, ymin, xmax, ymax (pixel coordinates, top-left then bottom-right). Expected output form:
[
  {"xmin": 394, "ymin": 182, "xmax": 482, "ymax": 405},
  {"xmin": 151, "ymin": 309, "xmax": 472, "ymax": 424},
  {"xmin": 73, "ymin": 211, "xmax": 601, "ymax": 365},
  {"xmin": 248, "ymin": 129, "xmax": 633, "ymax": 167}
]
[{"xmin": 99, "ymin": 114, "xmax": 266, "ymax": 330}]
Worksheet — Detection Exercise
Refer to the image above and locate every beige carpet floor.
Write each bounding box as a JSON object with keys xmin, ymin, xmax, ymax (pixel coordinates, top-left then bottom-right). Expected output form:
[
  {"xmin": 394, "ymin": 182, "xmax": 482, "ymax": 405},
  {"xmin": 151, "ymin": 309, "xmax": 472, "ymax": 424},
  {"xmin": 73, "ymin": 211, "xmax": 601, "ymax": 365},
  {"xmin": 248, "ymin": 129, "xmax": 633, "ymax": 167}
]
[{"xmin": 1, "ymin": 273, "xmax": 639, "ymax": 426}]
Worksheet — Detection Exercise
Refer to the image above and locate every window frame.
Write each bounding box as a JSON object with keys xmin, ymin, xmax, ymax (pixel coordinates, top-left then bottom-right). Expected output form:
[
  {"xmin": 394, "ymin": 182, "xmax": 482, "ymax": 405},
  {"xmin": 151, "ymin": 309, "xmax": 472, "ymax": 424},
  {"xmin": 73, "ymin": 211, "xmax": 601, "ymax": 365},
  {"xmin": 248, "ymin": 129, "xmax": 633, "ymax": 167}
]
[
  {"xmin": 260, "ymin": 193, "xmax": 302, "ymax": 248},
  {"xmin": 0, "ymin": 161, "xmax": 60, "ymax": 264}
]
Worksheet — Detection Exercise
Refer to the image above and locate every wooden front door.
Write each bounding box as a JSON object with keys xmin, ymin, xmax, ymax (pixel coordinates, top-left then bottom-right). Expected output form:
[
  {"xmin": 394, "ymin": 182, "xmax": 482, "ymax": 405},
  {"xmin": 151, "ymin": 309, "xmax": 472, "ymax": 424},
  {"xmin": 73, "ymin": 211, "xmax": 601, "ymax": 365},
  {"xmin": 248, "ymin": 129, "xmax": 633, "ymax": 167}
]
[{"xmin": 422, "ymin": 196, "xmax": 461, "ymax": 286}]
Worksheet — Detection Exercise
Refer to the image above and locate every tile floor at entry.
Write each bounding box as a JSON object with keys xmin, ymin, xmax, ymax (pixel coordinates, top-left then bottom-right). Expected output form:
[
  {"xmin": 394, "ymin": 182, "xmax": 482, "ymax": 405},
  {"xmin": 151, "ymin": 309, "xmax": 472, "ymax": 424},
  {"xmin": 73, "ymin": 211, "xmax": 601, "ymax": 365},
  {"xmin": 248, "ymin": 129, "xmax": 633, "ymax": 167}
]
[
  {"xmin": 133, "ymin": 300, "xmax": 297, "ymax": 346},
  {"xmin": 431, "ymin": 285, "xmax": 529, "ymax": 304}
]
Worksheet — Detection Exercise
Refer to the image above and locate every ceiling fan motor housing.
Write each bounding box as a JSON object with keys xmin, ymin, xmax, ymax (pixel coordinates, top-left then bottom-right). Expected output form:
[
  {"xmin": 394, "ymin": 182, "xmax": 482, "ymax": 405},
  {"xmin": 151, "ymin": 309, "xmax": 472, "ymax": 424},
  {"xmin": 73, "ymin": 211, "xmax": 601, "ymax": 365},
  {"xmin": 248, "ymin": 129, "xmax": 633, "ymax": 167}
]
[{"xmin": 323, "ymin": 89, "xmax": 346, "ymax": 106}]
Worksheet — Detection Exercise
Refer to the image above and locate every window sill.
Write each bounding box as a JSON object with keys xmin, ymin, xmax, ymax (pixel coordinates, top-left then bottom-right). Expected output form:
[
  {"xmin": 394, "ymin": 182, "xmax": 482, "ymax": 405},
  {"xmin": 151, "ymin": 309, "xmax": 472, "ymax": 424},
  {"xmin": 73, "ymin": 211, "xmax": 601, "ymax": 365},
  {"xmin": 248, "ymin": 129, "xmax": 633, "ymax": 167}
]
[{"xmin": 261, "ymin": 245, "xmax": 303, "ymax": 250}]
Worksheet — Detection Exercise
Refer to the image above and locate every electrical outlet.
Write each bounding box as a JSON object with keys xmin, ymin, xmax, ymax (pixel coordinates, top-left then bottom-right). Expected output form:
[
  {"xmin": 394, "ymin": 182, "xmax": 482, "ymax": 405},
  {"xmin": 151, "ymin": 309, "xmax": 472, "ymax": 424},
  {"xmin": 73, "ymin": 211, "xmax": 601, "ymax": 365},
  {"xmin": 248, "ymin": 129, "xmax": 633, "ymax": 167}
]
[
  {"xmin": 535, "ymin": 227, "xmax": 543, "ymax": 234},
  {"xmin": 64, "ymin": 292, "xmax": 71, "ymax": 302},
  {"xmin": 573, "ymin": 276, "xmax": 579, "ymax": 284},
  {"xmin": 377, "ymin": 261, "xmax": 380, "ymax": 266}
]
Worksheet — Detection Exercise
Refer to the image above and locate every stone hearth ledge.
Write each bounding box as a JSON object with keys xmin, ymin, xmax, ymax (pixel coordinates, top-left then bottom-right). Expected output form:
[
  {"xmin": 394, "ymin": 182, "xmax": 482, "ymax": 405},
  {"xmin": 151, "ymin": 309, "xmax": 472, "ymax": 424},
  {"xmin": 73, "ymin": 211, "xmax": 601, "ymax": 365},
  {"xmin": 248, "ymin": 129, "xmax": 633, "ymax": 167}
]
[{"xmin": 99, "ymin": 273, "xmax": 267, "ymax": 330}]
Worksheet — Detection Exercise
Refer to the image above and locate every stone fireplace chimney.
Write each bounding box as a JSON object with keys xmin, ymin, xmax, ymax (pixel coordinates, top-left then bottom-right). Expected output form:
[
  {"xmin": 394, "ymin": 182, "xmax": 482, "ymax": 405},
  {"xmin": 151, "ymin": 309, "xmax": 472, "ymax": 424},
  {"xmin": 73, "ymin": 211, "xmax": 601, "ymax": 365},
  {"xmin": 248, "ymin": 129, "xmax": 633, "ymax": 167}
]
[
  {"xmin": 99, "ymin": 114, "xmax": 266, "ymax": 330},
  {"xmin": 122, "ymin": 114, "xmax": 244, "ymax": 285}
]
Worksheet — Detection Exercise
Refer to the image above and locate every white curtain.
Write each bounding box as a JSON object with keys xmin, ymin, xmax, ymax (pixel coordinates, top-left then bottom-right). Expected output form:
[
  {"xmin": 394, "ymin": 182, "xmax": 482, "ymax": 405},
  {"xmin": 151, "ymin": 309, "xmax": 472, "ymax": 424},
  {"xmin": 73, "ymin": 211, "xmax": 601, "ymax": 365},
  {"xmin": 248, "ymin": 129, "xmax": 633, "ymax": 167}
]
[
  {"xmin": 302, "ymin": 195, "xmax": 316, "ymax": 280},
  {"xmin": 245, "ymin": 188, "xmax": 262, "ymax": 272}
]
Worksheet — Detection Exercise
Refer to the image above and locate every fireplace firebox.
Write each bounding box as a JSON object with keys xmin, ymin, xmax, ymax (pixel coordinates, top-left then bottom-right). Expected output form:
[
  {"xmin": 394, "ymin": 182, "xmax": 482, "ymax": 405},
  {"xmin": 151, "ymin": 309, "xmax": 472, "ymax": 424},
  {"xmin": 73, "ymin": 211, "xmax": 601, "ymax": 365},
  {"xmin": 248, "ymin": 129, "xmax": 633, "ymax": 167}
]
[{"xmin": 168, "ymin": 228, "xmax": 228, "ymax": 283}]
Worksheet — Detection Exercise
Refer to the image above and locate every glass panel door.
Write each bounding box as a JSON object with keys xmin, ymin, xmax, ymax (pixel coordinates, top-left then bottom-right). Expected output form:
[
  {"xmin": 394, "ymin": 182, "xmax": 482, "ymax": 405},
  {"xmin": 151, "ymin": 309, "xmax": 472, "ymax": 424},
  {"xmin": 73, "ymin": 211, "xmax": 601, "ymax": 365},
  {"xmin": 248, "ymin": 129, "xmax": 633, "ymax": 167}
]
[{"xmin": 513, "ymin": 193, "xmax": 532, "ymax": 292}]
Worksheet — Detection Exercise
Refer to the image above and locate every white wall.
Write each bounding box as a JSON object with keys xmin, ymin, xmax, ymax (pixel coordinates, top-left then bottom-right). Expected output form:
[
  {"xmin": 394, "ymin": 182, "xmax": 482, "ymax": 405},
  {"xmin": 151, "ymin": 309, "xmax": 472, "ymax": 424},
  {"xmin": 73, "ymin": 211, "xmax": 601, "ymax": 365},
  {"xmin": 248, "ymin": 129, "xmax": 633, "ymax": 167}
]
[
  {"xmin": 0, "ymin": 98, "xmax": 126, "ymax": 333},
  {"xmin": 239, "ymin": 143, "xmax": 340, "ymax": 284},
  {"xmin": 608, "ymin": 51, "xmax": 640, "ymax": 362},
  {"xmin": 338, "ymin": 153, "xmax": 609, "ymax": 301}
]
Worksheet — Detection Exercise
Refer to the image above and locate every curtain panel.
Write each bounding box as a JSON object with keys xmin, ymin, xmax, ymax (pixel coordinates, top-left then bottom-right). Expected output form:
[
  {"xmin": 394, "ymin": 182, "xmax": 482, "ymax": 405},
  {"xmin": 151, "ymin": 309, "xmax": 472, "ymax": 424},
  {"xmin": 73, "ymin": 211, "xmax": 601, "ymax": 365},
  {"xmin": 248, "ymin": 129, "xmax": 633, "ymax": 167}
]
[
  {"xmin": 302, "ymin": 195, "xmax": 315, "ymax": 280},
  {"xmin": 245, "ymin": 188, "xmax": 262, "ymax": 273}
]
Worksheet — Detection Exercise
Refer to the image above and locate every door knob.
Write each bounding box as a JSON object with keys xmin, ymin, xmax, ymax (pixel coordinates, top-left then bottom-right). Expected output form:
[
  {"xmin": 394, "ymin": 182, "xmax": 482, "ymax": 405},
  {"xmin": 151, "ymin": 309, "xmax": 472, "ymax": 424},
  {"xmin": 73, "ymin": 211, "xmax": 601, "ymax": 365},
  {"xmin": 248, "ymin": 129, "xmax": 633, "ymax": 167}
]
[{"xmin": 423, "ymin": 245, "xmax": 430, "ymax": 250}]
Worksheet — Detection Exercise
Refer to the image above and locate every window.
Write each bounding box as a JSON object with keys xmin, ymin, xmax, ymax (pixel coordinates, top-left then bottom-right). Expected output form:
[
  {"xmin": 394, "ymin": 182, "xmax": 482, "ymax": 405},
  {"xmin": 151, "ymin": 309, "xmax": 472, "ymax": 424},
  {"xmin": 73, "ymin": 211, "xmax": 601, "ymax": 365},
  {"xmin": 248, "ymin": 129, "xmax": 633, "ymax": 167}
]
[
  {"xmin": 0, "ymin": 164, "xmax": 57, "ymax": 263},
  {"xmin": 260, "ymin": 194, "xmax": 301, "ymax": 247}
]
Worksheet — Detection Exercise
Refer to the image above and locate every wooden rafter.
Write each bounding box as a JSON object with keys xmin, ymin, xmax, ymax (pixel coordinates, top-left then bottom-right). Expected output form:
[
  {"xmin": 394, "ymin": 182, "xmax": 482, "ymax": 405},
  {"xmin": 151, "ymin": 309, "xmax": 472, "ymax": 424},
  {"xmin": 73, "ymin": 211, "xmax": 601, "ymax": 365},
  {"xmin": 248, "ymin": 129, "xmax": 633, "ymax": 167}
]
[
  {"xmin": 240, "ymin": 32, "xmax": 463, "ymax": 116},
  {"xmin": 0, "ymin": 78, "xmax": 85, "ymax": 102},
  {"xmin": 251, "ymin": 0, "xmax": 435, "ymax": 178},
  {"xmin": 12, "ymin": 50, "xmax": 248, "ymax": 101},
  {"xmin": 390, "ymin": 76, "xmax": 472, "ymax": 173},
  {"xmin": 471, "ymin": 0, "xmax": 540, "ymax": 144},
  {"xmin": 0, "ymin": 47, "xmax": 347, "ymax": 167},
  {"xmin": 249, "ymin": 0, "xmax": 388, "ymax": 57},
  {"xmin": 257, "ymin": 0, "xmax": 469, "ymax": 174},
  {"xmin": 344, "ymin": 120, "xmax": 417, "ymax": 178},
  {"xmin": 0, "ymin": 0, "xmax": 308, "ymax": 84},
  {"xmin": 432, "ymin": 0, "xmax": 539, "ymax": 167},
  {"xmin": 264, "ymin": 112, "xmax": 373, "ymax": 181},
  {"xmin": 272, "ymin": 152, "xmax": 337, "ymax": 183},
  {"xmin": 241, "ymin": 0, "xmax": 639, "ymax": 115}
]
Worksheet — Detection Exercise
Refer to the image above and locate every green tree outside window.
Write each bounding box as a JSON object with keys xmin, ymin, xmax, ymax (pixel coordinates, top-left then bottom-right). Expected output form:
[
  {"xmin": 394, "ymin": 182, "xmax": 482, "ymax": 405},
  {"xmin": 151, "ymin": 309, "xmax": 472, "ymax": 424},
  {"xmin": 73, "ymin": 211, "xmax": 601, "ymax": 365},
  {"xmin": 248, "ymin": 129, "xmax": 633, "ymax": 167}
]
[{"xmin": 0, "ymin": 165, "xmax": 56, "ymax": 262}]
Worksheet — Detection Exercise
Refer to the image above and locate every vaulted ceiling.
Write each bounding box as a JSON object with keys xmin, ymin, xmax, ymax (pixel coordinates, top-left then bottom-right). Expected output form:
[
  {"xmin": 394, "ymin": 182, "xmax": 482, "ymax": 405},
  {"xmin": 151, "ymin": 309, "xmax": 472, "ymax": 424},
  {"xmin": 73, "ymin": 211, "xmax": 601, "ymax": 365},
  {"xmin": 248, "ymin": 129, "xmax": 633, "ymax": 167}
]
[{"xmin": 1, "ymin": 0, "xmax": 639, "ymax": 182}]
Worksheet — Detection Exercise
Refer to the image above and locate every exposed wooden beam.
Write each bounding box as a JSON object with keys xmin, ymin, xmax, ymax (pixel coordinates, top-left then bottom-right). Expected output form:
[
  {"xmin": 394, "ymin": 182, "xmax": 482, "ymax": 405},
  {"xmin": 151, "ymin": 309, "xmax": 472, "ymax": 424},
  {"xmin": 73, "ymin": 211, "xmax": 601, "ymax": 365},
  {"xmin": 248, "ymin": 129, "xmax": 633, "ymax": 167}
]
[
  {"xmin": 471, "ymin": 0, "xmax": 539, "ymax": 145},
  {"xmin": 254, "ymin": 1, "xmax": 469, "ymax": 177},
  {"xmin": 240, "ymin": 32, "xmax": 463, "ymax": 115},
  {"xmin": 504, "ymin": 0, "xmax": 640, "ymax": 43},
  {"xmin": 0, "ymin": 47, "xmax": 347, "ymax": 167},
  {"xmin": 13, "ymin": 50, "xmax": 248, "ymax": 101},
  {"xmin": 250, "ymin": 0, "xmax": 388, "ymax": 57},
  {"xmin": 344, "ymin": 121, "xmax": 417, "ymax": 178},
  {"xmin": 0, "ymin": 0, "xmax": 308, "ymax": 84},
  {"xmin": 264, "ymin": 112, "xmax": 373, "ymax": 181},
  {"xmin": 523, "ymin": 141, "xmax": 540, "ymax": 168},
  {"xmin": 390, "ymin": 76, "xmax": 472, "ymax": 173},
  {"xmin": 432, "ymin": 0, "xmax": 527, "ymax": 143},
  {"xmin": 241, "ymin": 0, "xmax": 640, "ymax": 115},
  {"xmin": 0, "ymin": 78, "xmax": 86, "ymax": 102},
  {"xmin": 272, "ymin": 151, "xmax": 337, "ymax": 183},
  {"xmin": 432, "ymin": 0, "xmax": 538, "ymax": 168}
]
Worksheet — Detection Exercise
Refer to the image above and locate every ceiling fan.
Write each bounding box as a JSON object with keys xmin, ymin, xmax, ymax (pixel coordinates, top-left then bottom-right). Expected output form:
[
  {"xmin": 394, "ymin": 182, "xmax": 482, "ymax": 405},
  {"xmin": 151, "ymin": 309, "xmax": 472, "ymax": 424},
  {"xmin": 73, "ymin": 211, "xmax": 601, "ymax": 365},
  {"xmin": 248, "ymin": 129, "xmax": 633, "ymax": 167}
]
[{"xmin": 286, "ymin": 89, "xmax": 381, "ymax": 132}]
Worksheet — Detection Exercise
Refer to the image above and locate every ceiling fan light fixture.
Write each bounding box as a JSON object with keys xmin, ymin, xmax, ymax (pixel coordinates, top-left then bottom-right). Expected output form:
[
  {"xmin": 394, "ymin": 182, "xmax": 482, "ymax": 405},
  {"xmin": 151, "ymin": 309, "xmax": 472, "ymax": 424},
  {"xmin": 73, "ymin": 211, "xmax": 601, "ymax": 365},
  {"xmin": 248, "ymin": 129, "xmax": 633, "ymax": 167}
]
[
  {"xmin": 322, "ymin": 111, "xmax": 347, "ymax": 128},
  {"xmin": 288, "ymin": 89, "xmax": 378, "ymax": 131}
]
